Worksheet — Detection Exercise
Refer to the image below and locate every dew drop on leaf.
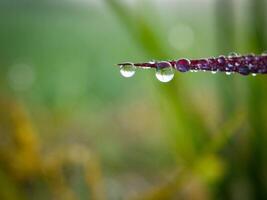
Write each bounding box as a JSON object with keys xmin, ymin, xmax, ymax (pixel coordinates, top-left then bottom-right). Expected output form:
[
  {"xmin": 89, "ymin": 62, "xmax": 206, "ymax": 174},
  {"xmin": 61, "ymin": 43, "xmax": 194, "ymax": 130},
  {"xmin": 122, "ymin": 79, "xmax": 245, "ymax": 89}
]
[
  {"xmin": 155, "ymin": 66, "xmax": 174, "ymax": 83},
  {"xmin": 120, "ymin": 63, "xmax": 136, "ymax": 78}
]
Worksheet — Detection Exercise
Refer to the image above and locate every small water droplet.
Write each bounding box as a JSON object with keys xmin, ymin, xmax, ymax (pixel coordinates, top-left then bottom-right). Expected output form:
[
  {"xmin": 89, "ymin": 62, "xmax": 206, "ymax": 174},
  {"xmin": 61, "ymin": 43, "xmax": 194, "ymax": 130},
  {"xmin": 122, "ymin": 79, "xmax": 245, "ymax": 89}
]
[
  {"xmin": 226, "ymin": 72, "xmax": 232, "ymax": 75},
  {"xmin": 228, "ymin": 64, "xmax": 234, "ymax": 68},
  {"xmin": 155, "ymin": 66, "xmax": 174, "ymax": 83},
  {"xmin": 252, "ymin": 73, "xmax": 257, "ymax": 76},
  {"xmin": 217, "ymin": 56, "xmax": 226, "ymax": 65},
  {"xmin": 175, "ymin": 59, "xmax": 190, "ymax": 72},
  {"xmin": 228, "ymin": 52, "xmax": 239, "ymax": 57},
  {"xmin": 238, "ymin": 66, "xmax": 250, "ymax": 75},
  {"xmin": 120, "ymin": 63, "xmax": 136, "ymax": 78}
]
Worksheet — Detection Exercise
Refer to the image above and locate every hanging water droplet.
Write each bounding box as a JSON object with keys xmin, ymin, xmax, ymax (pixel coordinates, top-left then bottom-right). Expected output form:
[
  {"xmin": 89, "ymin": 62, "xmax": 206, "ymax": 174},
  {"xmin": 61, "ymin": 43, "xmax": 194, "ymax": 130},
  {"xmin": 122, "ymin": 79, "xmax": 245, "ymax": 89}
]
[
  {"xmin": 226, "ymin": 72, "xmax": 232, "ymax": 75},
  {"xmin": 252, "ymin": 73, "xmax": 257, "ymax": 77},
  {"xmin": 155, "ymin": 66, "xmax": 174, "ymax": 83},
  {"xmin": 120, "ymin": 63, "xmax": 136, "ymax": 78}
]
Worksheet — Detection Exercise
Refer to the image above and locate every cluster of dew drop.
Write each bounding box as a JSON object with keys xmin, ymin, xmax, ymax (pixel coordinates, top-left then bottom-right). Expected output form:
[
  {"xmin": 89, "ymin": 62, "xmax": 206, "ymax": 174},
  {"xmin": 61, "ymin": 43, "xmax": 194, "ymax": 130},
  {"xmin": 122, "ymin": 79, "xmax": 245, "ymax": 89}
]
[{"xmin": 119, "ymin": 52, "xmax": 267, "ymax": 83}]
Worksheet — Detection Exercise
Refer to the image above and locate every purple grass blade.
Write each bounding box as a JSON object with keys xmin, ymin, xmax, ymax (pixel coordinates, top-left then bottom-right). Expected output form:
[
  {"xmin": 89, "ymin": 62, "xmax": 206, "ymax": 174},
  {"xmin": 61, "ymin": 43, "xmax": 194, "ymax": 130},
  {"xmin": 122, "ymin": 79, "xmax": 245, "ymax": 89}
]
[{"xmin": 118, "ymin": 53, "xmax": 267, "ymax": 76}]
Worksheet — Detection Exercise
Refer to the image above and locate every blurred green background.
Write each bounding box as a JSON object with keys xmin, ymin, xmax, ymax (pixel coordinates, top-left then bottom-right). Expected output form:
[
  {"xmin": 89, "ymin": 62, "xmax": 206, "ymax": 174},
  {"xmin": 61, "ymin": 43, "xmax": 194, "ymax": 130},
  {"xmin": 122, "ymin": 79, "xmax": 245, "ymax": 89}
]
[{"xmin": 0, "ymin": 0, "xmax": 267, "ymax": 199}]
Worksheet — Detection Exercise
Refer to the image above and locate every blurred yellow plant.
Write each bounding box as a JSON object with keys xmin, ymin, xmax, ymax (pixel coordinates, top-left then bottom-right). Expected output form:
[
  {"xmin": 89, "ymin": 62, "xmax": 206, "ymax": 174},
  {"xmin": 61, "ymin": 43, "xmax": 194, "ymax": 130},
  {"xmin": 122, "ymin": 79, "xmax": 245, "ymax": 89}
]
[{"xmin": 0, "ymin": 97, "xmax": 106, "ymax": 200}]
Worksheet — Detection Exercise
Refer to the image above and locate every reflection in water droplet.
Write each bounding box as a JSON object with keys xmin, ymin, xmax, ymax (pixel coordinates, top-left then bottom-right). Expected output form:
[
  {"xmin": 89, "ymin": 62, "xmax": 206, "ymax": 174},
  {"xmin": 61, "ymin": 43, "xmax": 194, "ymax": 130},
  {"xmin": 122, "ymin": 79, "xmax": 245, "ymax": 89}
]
[
  {"xmin": 155, "ymin": 66, "xmax": 174, "ymax": 83},
  {"xmin": 226, "ymin": 72, "xmax": 232, "ymax": 75},
  {"xmin": 120, "ymin": 63, "xmax": 136, "ymax": 78},
  {"xmin": 252, "ymin": 73, "xmax": 257, "ymax": 77}
]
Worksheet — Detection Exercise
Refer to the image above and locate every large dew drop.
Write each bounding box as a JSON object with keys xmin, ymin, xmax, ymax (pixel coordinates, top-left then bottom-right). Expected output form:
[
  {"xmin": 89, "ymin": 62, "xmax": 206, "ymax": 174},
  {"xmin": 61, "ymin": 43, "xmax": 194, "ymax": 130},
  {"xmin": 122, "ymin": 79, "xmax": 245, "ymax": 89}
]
[
  {"xmin": 120, "ymin": 63, "xmax": 136, "ymax": 78},
  {"xmin": 155, "ymin": 67, "xmax": 174, "ymax": 83}
]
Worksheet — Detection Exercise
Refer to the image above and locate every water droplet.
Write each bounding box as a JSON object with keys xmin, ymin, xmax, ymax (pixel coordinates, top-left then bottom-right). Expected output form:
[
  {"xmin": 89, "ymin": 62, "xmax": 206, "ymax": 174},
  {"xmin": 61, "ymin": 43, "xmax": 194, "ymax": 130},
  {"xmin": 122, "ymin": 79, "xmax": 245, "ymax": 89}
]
[
  {"xmin": 175, "ymin": 59, "xmax": 190, "ymax": 72},
  {"xmin": 226, "ymin": 72, "xmax": 232, "ymax": 75},
  {"xmin": 238, "ymin": 66, "xmax": 250, "ymax": 76},
  {"xmin": 228, "ymin": 64, "xmax": 234, "ymax": 68},
  {"xmin": 155, "ymin": 66, "xmax": 174, "ymax": 83},
  {"xmin": 252, "ymin": 73, "xmax": 257, "ymax": 76},
  {"xmin": 245, "ymin": 54, "xmax": 255, "ymax": 63},
  {"xmin": 228, "ymin": 52, "xmax": 239, "ymax": 58},
  {"xmin": 217, "ymin": 56, "xmax": 226, "ymax": 65},
  {"xmin": 120, "ymin": 63, "xmax": 136, "ymax": 78}
]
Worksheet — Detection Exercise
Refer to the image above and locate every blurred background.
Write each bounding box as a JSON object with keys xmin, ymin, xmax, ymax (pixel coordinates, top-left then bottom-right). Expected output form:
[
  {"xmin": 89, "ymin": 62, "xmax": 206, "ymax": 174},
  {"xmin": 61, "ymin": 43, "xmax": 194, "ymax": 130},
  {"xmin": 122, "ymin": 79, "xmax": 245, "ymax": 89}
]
[{"xmin": 0, "ymin": 0, "xmax": 267, "ymax": 199}]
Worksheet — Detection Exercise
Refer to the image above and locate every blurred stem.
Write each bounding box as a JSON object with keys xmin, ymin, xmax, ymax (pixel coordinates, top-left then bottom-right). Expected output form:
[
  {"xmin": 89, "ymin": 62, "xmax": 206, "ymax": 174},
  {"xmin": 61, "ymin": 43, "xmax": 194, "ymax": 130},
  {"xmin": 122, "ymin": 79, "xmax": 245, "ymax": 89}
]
[
  {"xmin": 215, "ymin": 0, "xmax": 237, "ymax": 116},
  {"xmin": 247, "ymin": 0, "xmax": 267, "ymax": 198},
  {"xmin": 216, "ymin": 0, "xmax": 235, "ymax": 52},
  {"xmin": 207, "ymin": 109, "xmax": 246, "ymax": 154},
  {"xmin": 214, "ymin": 1, "xmax": 239, "ymax": 198},
  {"xmin": 104, "ymin": 0, "xmax": 167, "ymax": 58},
  {"xmin": 105, "ymin": 0, "xmax": 209, "ymax": 162},
  {"xmin": 249, "ymin": 0, "xmax": 266, "ymax": 51}
]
